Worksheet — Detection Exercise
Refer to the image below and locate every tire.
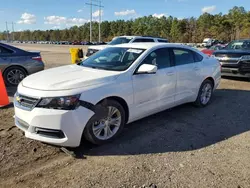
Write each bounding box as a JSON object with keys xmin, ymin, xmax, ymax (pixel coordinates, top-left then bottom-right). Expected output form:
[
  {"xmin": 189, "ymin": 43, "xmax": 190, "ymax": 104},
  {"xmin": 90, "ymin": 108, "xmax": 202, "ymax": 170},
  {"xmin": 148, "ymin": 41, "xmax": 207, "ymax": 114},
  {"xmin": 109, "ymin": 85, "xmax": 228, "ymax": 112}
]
[
  {"xmin": 194, "ymin": 79, "xmax": 214, "ymax": 107},
  {"xmin": 3, "ymin": 66, "xmax": 27, "ymax": 87},
  {"xmin": 83, "ymin": 99, "xmax": 126, "ymax": 145}
]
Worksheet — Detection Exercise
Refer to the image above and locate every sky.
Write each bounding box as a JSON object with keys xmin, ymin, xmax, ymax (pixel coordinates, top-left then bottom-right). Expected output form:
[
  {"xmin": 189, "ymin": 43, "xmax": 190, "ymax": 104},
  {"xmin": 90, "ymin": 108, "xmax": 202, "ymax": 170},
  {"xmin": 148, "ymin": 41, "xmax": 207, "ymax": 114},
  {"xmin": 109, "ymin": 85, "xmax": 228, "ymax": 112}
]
[{"xmin": 0, "ymin": 0, "xmax": 249, "ymax": 31}]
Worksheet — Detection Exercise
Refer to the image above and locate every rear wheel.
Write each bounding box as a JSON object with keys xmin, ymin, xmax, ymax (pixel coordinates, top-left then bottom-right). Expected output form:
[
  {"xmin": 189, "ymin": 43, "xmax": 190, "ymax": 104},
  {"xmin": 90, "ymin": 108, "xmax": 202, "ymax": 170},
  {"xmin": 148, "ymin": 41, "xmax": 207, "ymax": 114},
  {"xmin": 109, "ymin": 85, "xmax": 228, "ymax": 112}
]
[
  {"xmin": 3, "ymin": 66, "xmax": 27, "ymax": 86},
  {"xmin": 194, "ymin": 79, "xmax": 213, "ymax": 107},
  {"xmin": 83, "ymin": 99, "xmax": 125, "ymax": 145}
]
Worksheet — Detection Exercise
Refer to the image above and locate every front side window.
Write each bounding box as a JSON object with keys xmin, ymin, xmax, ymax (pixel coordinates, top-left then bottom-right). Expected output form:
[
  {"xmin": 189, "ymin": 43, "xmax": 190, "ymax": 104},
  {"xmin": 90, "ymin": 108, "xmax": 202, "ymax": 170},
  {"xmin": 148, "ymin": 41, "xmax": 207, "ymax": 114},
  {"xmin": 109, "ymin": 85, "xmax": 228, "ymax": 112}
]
[
  {"xmin": 133, "ymin": 38, "xmax": 155, "ymax": 43},
  {"xmin": 81, "ymin": 47, "xmax": 145, "ymax": 71},
  {"xmin": 141, "ymin": 48, "xmax": 171, "ymax": 69},
  {"xmin": 173, "ymin": 48, "xmax": 194, "ymax": 66},
  {"xmin": 108, "ymin": 37, "xmax": 132, "ymax": 45}
]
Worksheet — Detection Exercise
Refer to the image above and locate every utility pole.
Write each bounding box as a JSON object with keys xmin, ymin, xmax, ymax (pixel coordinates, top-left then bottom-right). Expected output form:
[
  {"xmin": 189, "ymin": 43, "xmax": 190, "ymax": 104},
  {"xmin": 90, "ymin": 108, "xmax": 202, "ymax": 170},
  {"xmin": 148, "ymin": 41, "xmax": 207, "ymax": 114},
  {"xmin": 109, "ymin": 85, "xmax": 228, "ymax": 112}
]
[
  {"xmin": 86, "ymin": 0, "xmax": 93, "ymax": 42},
  {"xmin": 5, "ymin": 21, "xmax": 9, "ymax": 41},
  {"xmin": 86, "ymin": 0, "xmax": 104, "ymax": 43},
  {"xmin": 12, "ymin": 22, "xmax": 15, "ymax": 41},
  {"xmin": 98, "ymin": 0, "xmax": 102, "ymax": 43}
]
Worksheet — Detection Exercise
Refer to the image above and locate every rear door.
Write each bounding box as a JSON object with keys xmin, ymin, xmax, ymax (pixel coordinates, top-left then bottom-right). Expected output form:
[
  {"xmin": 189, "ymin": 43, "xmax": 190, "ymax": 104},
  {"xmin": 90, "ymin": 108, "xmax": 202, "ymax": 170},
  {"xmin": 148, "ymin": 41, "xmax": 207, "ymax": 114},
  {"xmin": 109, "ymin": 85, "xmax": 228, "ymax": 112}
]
[{"xmin": 170, "ymin": 48, "xmax": 202, "ymax": 103}]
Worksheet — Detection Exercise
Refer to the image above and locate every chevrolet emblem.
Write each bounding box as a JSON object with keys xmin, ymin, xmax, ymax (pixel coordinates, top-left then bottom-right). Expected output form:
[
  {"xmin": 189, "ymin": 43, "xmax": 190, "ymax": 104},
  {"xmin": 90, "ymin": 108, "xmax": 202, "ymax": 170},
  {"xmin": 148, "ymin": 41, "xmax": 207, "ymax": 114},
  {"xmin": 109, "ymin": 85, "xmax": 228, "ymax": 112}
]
[{"xmin": 16, "ymin": 96, "xmax": 22, "ymax": 103}]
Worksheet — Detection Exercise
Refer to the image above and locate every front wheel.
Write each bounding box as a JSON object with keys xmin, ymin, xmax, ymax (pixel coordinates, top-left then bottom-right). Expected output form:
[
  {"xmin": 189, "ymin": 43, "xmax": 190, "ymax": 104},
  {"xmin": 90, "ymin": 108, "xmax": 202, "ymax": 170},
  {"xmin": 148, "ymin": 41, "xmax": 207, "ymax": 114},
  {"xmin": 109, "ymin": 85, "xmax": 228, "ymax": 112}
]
[
  {"xmin": 83, "ymin": 99, "xmax": 126, "ymax": 145},
  {"xmin": 194, "ymin": 80, "xmax": 214, "ymax": 107}
]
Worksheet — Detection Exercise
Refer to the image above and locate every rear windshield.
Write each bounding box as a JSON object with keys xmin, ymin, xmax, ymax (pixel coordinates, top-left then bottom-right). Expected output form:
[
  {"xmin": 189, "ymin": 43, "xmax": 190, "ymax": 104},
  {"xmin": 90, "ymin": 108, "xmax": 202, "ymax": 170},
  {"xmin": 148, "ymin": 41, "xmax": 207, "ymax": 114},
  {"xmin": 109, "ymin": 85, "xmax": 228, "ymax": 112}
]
[{"xmin": 108, "ymin": 37, "xmax": 132, "ymax": 45}]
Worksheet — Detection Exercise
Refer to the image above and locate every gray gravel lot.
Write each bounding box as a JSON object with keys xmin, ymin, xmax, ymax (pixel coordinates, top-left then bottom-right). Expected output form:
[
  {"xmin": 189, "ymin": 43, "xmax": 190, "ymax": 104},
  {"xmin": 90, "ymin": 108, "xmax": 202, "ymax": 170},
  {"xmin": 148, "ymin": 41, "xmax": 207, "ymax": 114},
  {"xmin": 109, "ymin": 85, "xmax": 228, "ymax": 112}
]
[{"xmin": 1, "ymin": 44, "xmax": 250, "ymax": 188}]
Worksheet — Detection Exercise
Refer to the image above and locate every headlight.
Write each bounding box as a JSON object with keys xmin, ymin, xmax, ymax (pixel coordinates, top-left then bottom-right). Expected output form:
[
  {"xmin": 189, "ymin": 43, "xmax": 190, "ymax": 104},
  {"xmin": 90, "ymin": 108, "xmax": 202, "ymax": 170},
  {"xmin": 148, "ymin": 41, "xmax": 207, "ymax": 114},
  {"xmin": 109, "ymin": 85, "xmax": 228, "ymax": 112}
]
[
  {"xmin": 37, "ymin": 94, "xmax": 80, "ymax": 110},
  {"xmin": 241, "ymin": 55, "xmax": 250, "ymax": 60}
]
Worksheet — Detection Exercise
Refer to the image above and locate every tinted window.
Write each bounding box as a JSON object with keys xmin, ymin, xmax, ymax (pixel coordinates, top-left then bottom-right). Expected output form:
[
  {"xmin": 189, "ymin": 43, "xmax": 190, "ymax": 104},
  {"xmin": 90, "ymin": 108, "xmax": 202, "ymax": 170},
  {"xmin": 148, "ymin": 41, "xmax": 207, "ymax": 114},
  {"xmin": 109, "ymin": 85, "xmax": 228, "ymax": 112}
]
[
  {"xmin": 141, "ymin": 48, "xmax": 170, "ymax": 69},
  {"xmin": 225, "ymin": 40, "xmax": 250, "ymax": 50},
  {"xmin": 0, "ymin": 46, "xmax": 13, "ymax": 54},
  {"xmin": 108, "ymin": 37, "xmax": 132, "ymax": 45},
  {"xmin": 193, "ymin": 51, "xmax": 203, "ymax": 62},
  {"xmin": 173, "ymin": 49, "xmax": 194, "ymax": 66},
  {"xmin": 158, "ymin": 39, "xmax": 168, "ymax": 43},
  {"xmin": 133, "ymin": 38, "xmax": 155, "ymax": 42}
]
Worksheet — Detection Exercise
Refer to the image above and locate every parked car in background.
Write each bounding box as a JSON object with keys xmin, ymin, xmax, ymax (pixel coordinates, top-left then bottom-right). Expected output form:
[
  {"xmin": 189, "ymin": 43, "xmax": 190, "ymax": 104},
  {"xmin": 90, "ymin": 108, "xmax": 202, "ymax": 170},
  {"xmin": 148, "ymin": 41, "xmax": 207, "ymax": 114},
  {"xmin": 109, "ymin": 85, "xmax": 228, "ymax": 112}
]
[
  {"xmin": 213, "ymin": 39, "xmax": 250, "ymax": 78},
  {"xmin": 201, "ymin": 44, "xmax": 226, "ymax": 56},
  {"xmin": 202, "ymin": 38, "xmax": 213, "ymax": 47},
  {"xmin": 0, "ymin": 42, "xmax": 44, "ymax": 86},
  {"xmin": 72, "ymin": 41, "xmax": 82, "ymax": 45},
  {"xmin": 14, "ymin": 43, "xmax": 220, "ymax": 147},
  {"xmin": 85, "ymin": 36, "xmax": 169, "ymax": 59}
]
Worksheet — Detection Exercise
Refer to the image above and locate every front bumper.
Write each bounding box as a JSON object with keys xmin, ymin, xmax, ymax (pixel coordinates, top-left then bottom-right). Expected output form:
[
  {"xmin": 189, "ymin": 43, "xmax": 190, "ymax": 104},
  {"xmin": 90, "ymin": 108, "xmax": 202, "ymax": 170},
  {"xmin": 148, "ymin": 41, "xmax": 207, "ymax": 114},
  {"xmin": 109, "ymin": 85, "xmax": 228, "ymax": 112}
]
[
  {"xmin": 221, "ymin": 67, "xmax": 250, "ymax": 78},
  {"xmin": 14, "ymin": 103, "xmax": 94, "ymax": 147},
  {"xmin": 220, "ymin": 60, "xmax": 250, "ymax": 78}
]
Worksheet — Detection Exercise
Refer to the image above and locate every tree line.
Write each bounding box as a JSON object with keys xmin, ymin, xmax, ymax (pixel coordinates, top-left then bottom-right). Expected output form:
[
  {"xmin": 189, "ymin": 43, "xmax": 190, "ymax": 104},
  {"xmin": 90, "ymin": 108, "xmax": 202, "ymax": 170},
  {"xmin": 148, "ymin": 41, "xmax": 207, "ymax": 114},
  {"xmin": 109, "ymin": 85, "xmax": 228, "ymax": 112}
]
[{"xmin": 0, "ymin": 6, "xmax": 249, "ymax": 43}]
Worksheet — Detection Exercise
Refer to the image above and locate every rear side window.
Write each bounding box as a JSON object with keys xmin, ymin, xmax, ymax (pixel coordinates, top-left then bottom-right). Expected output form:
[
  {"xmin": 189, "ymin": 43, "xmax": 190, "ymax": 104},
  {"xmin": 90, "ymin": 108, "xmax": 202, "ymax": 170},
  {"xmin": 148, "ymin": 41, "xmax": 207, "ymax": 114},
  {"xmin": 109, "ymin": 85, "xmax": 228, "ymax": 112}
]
[
  {"xmin": 158, "ymin": 39, "xmax": 168, "ymax": 43},
  {"xmin": 133, "ymin": 38, "xmax": 155, "ymax": 42},
  {"xmin": 193, "ymin": 51, "xmax": 204, "ymax": 62},
  {"xmin": 173, "ymin": 48, "xmax": 194, "ymax": 66},
  {"xmin": 0, "ymin": 46, "xmax": 13, "ymax": 54}
]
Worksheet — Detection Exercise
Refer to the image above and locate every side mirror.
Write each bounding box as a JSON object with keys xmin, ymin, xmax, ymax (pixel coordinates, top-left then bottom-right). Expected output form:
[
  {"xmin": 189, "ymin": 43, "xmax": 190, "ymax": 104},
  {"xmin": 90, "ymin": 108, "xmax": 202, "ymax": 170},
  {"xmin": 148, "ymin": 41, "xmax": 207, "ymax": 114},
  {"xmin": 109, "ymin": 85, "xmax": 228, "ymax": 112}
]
[{"xmin": 136, "ymin": 64, "xmax": 157, "ymax": 74}]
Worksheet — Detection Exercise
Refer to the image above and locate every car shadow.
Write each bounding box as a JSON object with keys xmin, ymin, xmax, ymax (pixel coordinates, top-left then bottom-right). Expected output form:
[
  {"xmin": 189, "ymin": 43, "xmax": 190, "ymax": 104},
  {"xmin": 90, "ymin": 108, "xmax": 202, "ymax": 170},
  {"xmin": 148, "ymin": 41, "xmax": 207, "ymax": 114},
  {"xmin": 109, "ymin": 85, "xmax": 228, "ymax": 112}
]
[
  {"xmin": 222, "ymin": 76, "xmax": 249, "ymax": 82},
  {"xmin": 7, "ymin": 86, "xmax": 17, "ymax": 97},
  {"xmin": 71, "ymin": 89, "xmax": 250, "ymax": 158}
]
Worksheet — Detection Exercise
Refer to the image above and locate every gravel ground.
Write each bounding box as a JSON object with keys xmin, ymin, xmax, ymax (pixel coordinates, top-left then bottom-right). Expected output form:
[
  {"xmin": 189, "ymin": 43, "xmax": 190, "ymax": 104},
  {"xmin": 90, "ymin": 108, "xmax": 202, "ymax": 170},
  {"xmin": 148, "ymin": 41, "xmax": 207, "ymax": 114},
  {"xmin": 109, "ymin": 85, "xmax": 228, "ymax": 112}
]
[{"xmin": 1, "ymin": 44, "xmax": 250, "ymax": 188}]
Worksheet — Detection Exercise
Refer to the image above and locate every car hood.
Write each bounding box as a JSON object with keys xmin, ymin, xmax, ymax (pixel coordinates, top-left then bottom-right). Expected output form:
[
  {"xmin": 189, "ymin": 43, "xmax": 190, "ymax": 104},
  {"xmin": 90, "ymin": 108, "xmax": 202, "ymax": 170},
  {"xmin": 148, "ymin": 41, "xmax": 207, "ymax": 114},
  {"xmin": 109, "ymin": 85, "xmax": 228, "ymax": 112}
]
[{"xmin": 22, "ymin": 65, "xmax": 121, "ymax": 91}]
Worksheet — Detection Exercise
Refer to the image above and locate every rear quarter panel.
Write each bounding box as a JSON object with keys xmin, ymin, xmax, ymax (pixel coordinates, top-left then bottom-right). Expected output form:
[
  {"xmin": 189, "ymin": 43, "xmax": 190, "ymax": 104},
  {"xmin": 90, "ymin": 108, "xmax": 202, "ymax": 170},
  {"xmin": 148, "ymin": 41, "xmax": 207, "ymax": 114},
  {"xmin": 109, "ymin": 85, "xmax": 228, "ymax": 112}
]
[{"xmin": 200, "ymin": 56, "xmax": 221, "ymax": 90}]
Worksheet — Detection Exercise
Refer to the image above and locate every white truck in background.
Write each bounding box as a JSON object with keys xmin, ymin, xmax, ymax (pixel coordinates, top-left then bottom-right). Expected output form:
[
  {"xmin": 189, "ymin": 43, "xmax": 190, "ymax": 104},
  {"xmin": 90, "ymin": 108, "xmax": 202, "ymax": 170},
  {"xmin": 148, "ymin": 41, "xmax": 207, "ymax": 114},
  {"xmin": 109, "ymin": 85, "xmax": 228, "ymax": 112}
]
[{"xmin": 202, "ymin": 38, "xmax": 213, "ymax": 48}]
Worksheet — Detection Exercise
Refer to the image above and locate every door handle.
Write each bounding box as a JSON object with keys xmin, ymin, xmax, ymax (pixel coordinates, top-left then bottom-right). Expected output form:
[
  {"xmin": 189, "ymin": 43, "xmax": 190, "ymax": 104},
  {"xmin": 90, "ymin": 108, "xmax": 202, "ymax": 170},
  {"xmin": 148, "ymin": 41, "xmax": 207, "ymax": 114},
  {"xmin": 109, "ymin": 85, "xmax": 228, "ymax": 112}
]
[
  {"xmin": 166, "ymin": 72, "xmax": 174, "ymax": 76},
  {"xmin": 194, "ymin": 67, "xmax": 200, "ymax": 71}
]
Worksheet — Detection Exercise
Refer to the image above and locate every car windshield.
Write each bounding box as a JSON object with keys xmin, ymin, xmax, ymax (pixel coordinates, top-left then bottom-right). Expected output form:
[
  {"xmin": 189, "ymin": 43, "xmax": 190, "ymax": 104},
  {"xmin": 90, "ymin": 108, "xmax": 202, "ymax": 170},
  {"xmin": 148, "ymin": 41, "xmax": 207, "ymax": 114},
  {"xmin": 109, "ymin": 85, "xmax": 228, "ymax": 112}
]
[
  {"xmin": 225, "ymin": 40, "xmax": 250, "ymax": 50},
  {"xmin": 81, "ymin": 47, "xmax": 145, "ymax": 71},
  {"xmin": 108, "ymin": 37, "xmax": 132, "ymax": 45}
]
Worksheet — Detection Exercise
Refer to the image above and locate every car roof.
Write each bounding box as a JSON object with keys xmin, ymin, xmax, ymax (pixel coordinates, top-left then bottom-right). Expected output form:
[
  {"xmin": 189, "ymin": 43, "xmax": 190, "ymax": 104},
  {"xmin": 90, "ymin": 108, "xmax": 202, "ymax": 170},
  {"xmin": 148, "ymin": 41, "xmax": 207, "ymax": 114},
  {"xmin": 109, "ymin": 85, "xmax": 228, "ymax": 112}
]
[
  {"xmin": 115, "ymin": 36, "xmax": 168, "ymax": 40},
  {"xmin": 114, "ymin": 42, "xmax": 192, "ymax": 50}
]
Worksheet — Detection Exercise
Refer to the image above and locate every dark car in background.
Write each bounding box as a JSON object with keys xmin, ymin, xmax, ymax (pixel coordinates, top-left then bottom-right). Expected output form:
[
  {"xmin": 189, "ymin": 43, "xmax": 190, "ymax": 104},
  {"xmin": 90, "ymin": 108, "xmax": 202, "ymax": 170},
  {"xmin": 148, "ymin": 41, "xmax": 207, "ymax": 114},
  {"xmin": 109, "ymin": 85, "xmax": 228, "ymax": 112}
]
[
  {"xmin": 0, "ymin": 42, "xmax": 44, "ymax": 86},
  {"xmin": 213, "ymin": 39, "xmax": 250, "ymax": 78}
]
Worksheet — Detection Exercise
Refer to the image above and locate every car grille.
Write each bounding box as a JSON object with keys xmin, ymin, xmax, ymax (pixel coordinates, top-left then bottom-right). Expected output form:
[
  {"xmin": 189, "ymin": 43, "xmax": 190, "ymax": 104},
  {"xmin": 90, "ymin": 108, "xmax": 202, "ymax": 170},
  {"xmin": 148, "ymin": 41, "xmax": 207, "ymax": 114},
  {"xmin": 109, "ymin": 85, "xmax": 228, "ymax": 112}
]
[
  {"xmin": 215, "ymin": 54, "xmax": 243, "ymax": 58},
  {"xmin": 14, "ymin": 93, "xmax": 40, "ymax": 111},
  {"xmin": 86, "ymin": 49, "xmax": 99, "ymax": 57}
]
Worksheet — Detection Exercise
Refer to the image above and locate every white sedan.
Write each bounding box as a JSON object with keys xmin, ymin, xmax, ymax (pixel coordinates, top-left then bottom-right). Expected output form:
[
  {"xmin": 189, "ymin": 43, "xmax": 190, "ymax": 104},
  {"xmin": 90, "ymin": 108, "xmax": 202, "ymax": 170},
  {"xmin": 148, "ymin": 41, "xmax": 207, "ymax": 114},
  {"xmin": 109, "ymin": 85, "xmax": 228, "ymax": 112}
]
[{"xmin": 14, "ymin": 43, "xmax": 221, "ymax": 147}]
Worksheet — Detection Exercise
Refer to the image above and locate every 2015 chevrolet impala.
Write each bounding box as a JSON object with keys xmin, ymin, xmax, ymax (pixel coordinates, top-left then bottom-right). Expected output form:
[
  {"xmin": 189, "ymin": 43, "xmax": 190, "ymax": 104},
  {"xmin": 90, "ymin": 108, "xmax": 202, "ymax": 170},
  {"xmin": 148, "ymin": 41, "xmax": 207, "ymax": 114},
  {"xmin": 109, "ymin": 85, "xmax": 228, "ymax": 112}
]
[{"xmin": 14, "ymin": 43, "xmax": 221, "ymax": 147}]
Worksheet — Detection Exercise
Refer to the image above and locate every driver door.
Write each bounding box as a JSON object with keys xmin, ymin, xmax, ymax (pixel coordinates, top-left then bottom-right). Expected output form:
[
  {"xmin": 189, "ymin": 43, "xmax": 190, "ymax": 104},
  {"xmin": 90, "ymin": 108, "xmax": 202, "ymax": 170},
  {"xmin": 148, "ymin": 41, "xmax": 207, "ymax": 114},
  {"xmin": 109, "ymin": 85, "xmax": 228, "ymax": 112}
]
[{"xmin": 131, "ymin": 48, "xmax": 177, "ymax": 120}]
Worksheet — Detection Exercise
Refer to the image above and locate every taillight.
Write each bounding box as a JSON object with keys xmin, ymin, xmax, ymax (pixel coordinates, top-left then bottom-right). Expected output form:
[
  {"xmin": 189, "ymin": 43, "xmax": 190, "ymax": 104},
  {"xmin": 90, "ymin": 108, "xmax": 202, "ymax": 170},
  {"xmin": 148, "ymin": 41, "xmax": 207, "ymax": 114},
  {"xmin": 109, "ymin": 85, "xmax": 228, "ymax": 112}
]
[{"xmin": 32, "ymin": 56, "xmax": 42, "ymax": 61}]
